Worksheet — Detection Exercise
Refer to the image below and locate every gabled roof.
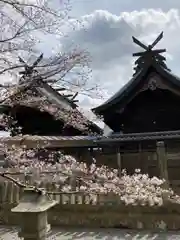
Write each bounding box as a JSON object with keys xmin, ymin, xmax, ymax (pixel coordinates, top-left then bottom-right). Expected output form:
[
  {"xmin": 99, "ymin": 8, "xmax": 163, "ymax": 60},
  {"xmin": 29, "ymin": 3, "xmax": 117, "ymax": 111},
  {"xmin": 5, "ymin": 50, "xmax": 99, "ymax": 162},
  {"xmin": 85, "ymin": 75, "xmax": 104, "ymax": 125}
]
[
  {"xmin": 92, "ymin": 62, "xmax": 180, "ymax": 116},
  {"xmin": 92, "ymin": 32, "xmax": 180, "ymax": 116},
  {"xmin": 0, "ymin": 79, "xmax": 102, "ymax": 135}
]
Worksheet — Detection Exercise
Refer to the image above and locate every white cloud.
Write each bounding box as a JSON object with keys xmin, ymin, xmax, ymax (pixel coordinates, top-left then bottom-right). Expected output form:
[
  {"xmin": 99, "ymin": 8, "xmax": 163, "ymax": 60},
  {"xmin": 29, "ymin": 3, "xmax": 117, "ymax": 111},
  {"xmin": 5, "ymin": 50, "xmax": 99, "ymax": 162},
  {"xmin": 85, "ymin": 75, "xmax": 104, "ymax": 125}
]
[{"xmin": 70, "ymin": 0, "xmax": 180, "ymax": 17}]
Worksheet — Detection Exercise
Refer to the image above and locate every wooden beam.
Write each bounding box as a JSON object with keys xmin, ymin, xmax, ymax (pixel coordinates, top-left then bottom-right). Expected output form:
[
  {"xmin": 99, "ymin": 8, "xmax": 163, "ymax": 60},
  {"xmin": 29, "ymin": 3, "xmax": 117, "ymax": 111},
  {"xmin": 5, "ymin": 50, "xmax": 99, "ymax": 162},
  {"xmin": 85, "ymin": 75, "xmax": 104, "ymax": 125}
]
[
  {"xmin": 0, "ymin": 138, "xmax": 97, "ymax": 149},
  {"xmin": 116, "ymin": 147, "xmax": 121, "ymax": 177},
  {"xmin": 156, "ymin": 141, "xmax": 169, "ymax": 188},
  {"xmin": 63, "ymin": 94, "xmax": 73, "ymax": 98},
  {"xmin": 133, "ymin": 49, "xmax": 166, "ymax": 57},
  {"xmin": 150, "ymin": 31, "xmax": 163, "ymax": 48},
  {"xmin": 132, "ymin": 36, "xmax": 148, "ymax": 50},
  {"xmin": 45, "ymin": 79, "xmax": 57, "ymax": 83},
  {"xmin": 55, "ymin": 88, "xmax": 66, "ymax": 91},
  {"xmin": 71, "ymin": 92, "xmax": 78, "ymax": 100}
]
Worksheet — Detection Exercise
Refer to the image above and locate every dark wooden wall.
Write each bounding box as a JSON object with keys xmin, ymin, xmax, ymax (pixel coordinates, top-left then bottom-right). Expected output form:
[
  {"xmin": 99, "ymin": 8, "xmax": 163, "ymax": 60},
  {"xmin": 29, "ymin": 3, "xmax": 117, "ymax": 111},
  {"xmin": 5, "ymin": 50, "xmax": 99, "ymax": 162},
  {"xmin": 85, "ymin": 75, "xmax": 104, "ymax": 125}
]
[
  {"xmin": 105, "ymin": 88, "xmax": 180, "ymax": 133},
  {"xmin": 60, "ymin": 140, "xmax": 180, "ymax": 193},
  {"xmin": 2, "ymin": 138, "xmax": 180, "ymax": 193}
]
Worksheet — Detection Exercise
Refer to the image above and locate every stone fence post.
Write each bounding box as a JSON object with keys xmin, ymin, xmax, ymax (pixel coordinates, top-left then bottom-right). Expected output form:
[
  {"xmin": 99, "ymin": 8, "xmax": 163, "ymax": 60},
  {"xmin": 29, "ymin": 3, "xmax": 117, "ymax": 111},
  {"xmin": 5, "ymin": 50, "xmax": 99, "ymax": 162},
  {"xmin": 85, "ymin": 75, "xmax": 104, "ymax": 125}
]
[{"xmin": 11, "ymin": 187, "xmax": 57, "ymax": 240}]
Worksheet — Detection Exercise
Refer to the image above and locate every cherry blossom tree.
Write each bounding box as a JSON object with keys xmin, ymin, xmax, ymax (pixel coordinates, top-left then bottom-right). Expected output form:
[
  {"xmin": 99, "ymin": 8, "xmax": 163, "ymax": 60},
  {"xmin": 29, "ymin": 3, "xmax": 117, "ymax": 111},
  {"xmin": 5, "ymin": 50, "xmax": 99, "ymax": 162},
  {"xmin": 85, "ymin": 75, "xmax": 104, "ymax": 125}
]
[
  {"xmin": 0, "ymin": 0, "xmax": 100, "ymax": 97},
  {"xmin": 0, "ymin": 0, "xmax": 68, "ymax": 74},
  {"xmin": 0, "ymin": 0, "xmax": 103, "ymax": 137},
  {"xmin": 1, "ymin": 143, "xmax": 180, "ymax": 206}
]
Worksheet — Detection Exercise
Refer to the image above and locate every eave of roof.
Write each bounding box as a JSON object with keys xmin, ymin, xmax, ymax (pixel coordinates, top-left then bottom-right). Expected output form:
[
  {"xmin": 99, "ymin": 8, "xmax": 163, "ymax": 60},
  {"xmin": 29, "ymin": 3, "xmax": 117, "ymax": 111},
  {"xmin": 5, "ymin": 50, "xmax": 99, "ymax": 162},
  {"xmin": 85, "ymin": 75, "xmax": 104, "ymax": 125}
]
[
  {"xmin": 95, "ymin": 129, "xmax": 180, "ymax": 144},
  {"xmin": 1, "ymin": 130, "xmax": 180, "ymax": 149},
  {"xmin": 92, "ymin": 63, "xmax": 180, "ymax": 115}
]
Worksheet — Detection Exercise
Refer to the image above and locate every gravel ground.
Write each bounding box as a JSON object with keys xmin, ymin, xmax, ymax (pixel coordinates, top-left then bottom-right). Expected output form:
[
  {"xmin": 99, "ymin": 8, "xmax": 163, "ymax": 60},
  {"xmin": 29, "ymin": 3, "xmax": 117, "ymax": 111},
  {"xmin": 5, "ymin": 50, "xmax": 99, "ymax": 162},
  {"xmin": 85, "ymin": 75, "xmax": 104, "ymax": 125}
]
[{"xmin": 1, "ymin": 226, "xmax": 180, "ymax": 239}]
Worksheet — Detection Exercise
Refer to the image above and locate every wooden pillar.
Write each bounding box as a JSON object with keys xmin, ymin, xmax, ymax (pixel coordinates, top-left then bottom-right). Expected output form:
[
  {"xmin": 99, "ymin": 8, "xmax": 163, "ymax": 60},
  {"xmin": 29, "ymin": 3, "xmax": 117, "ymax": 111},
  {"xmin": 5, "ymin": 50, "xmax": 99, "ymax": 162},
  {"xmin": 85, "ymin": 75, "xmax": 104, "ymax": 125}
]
[
  {"xmin": 117, "ymin": 147, "xmax": 121, "ymax": 177},
  {"xmin": 77, "ymin": 148, "xmax": 82, "ymax": 162},
  {"xmin": 89, "ymin": 147, "xmax": 94, "ymax": 163},
  {"xmin": 86, "ymin": 147, "xmax": 92, "ymax": 165},
  {"xmin": 138, "ymin": 142, "xmax": 143, "ymax": 173},
  {"xmin": 70, "ymin": 174, "xmax": 77, "ymax": 191},
  {"xmin": 156, "ymin": 141, "xmax": 169, "ymax": 188}
]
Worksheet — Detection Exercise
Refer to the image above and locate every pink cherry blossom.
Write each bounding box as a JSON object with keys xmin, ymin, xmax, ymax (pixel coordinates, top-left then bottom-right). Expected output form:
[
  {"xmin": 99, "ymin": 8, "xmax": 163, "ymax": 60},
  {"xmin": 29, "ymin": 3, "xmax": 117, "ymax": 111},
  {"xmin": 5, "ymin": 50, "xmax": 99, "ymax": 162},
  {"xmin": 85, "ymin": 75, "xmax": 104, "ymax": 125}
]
[{"xmin": 2, "ymin": 144, "xmax": 180, "ymax": 206}]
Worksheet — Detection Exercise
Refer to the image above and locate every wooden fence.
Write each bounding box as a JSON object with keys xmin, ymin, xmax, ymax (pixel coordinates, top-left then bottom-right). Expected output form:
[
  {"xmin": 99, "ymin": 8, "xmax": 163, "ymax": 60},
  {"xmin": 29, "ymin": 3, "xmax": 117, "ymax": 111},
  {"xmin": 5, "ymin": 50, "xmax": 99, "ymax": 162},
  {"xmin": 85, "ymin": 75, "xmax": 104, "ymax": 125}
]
[
  {"xmin": 0, "ymin": 180, "xmax": 118, "ymax": 205},
  {"xmin": 2, "ymin": 180, "xmax": 180, "ymax": 230}
]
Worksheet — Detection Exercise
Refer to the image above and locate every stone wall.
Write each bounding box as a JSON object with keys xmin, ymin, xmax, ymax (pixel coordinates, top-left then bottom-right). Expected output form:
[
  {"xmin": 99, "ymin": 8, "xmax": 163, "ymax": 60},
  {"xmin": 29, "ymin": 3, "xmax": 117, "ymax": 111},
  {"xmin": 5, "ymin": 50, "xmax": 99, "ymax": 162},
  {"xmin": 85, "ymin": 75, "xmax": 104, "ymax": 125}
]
[{"xmin": 1, "ymin": 202, "xmax": 180, "ymax": 230}]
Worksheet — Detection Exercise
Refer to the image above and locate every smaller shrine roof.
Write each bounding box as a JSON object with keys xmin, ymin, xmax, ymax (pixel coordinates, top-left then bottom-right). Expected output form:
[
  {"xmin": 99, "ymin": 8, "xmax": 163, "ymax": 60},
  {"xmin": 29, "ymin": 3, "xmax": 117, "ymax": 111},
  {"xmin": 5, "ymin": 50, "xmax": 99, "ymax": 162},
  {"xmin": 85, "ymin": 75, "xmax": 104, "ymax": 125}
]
[{"xmin": 0, "ymin": 79, "xmax": 102, "ymax": 135}]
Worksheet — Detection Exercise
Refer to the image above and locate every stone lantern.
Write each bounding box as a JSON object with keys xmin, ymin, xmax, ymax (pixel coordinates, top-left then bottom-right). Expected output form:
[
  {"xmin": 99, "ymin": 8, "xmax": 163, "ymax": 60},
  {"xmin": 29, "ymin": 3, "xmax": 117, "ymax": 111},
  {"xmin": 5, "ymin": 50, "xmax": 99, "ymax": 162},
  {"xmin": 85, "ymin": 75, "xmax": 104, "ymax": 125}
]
[{"xmin": 11, "ymin": 187, "xmax": 57, "ymax": 240}]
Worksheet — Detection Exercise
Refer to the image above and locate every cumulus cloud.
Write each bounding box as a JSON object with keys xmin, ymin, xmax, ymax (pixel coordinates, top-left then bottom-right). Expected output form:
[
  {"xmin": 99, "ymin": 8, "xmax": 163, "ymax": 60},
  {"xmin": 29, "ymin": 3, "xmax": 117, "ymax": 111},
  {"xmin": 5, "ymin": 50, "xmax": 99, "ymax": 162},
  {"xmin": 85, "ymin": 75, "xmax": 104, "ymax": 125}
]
[
  {"xmin": 65, "ymin": 9, "xmax": 180, "ymax": 64},
  {"xmin": 62, "ymin": 9, "xmax": 180, "ymax": 94},
  {"xmin": 71, "ymin": 0, "xmax": 180, "ymax": 17},
  {"xmin": 63, "ymin": 10, "xmax": 136, "ymax": 69}
]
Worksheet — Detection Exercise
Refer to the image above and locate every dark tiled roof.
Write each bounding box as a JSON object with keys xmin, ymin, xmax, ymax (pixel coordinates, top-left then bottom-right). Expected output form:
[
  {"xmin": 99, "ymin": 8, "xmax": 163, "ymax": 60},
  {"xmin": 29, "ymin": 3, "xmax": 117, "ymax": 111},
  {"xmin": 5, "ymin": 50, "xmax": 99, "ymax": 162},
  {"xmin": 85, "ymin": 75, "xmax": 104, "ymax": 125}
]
[
  {"xmin": 92, "ymin": 69, "xmax": 145, "ymax": 113},
  {"xmin": 95, "ymin": 130, "xmax": 180, "ymax": 144},
  {"xmin": 92, "ymin": 63, "xmax": 180, "ymax": 115}
]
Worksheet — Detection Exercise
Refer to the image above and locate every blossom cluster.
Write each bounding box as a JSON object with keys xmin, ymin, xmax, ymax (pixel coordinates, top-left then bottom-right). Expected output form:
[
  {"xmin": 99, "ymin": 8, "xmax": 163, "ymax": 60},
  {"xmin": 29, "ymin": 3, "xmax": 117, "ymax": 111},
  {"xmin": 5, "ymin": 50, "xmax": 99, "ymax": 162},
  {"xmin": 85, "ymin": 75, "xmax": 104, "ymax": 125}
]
[
  {"xmin": 39, "ymin": 101, "xmax": 89, "ymax": 132},
  {"xmin": 3, "ymin": 146, "xmax": 180, "ymax": 206}
]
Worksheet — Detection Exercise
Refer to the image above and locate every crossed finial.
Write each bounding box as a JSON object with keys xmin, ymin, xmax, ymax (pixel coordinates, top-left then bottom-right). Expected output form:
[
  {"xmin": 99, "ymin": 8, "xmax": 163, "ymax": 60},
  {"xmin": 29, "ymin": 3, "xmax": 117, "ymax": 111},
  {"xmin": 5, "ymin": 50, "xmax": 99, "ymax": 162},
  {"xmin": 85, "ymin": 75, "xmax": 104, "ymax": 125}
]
[
  {"xmin": 59, "ymin": 91, "xmax": 79, "ymax": 104},
  {"xmin": 132, "ymin": 32, "xmax": 169, "ymax": 74},
  {"xmin": 132, "ymin": 32, "xmax": 166, "ymax": 58},
  {"xmin": 18, "ymin": 53, "xmax": 43, "ymax": 77},
  {"xmin": 18, "ymin": 54, "xmax": 79, "ymax": 104}
]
